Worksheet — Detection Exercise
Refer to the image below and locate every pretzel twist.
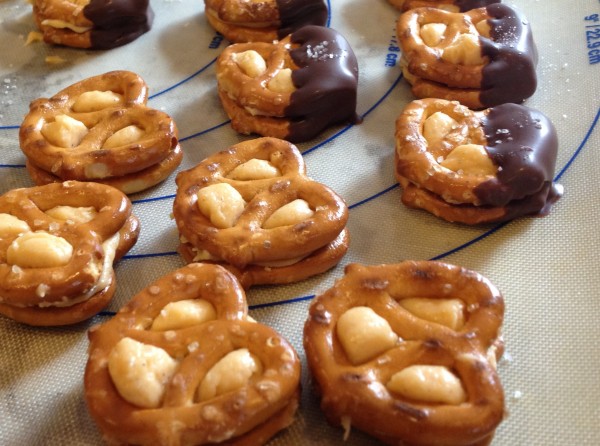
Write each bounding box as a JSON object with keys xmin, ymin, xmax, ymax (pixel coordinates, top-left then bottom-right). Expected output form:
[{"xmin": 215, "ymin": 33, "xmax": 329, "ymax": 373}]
[
  {"xmin": 0, "ymin": 181, "xmax": 139, "ymax": 325},
  {"xmin": 173, "ymin": 137, "xmax": 348, "ymax": 270},
  {"xmin": 19, "ymin": 71, "xmax": 181, "ymax": 194},
  {"xmin": 85, "ymin": 263, "xmax": 301, "ymax": 445},
  {"xmin": 389, "ymin": 0, "xmax": 501, "ymax": 13},
  {"xmin": 304, "ymin": 261, "xmax": 505, "ymax": 446}
]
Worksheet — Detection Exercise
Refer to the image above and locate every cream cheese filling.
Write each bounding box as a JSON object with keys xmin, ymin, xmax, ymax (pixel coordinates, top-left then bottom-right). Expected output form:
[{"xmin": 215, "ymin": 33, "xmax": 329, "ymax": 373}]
[{"xmin": 41, "ymin": 19, "xmax": 92, "ymax": 34}]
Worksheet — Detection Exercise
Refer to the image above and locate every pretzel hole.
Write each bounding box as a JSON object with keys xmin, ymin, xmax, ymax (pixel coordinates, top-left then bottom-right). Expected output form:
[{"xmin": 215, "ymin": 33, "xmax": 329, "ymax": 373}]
[
  {"xmin": 0, "ymin": 213, "xmax": 31, "ymax": 238},
  {"xmin": 387, "ymin": 365, "xmax": 467, "ymax": 405},
  {"xmin": 41, "ymin": 114, "xmax": 89, "ymax": 148},
  {"xmin": 102, "ymin": 125, "xmax": 145, "ymax": 149},
  {"xmin": 439, "ymin": 144, "xmax": 496, "ymax": 176},
  {"xmin": 150, "ymin": 299, "xmax": 217, "ymax": 331},
  {"xmin": 45, "ymin": 206, "xmax": 97, "ymax": 224},
  {"xmin": 71, "ymin": 90, "xmax": 124, "ymax": 113},
  {"xmin": 263, "ymin": 199, "xmax": 314, "ymax": 229},
  {"xmin": 337, "ymin": 307, "xmax": 399, "ymax": 365},
  {"xmin": 423, "ymin": 111, "xmax": 459, "ymax": 147},
  {"xmin": 399, "ymin": 298, "xmax": 465, "ymax": 330},
  {"xmin": 197, "ymin": 183, "xmax": 247, "ymax": 229},
  {"xmin": 197, "ymin": 348, "xmax": 263, "ymax": 401},
  {"xmin": 227, "ymin": 158, "xmax": 281, "ymax": 180},
  {"xmin": 441, "ymin": 33, "xmax": 484, "ymax": 65},
  {"xmin": 267, "ymin": 68, "xmax": 295, "ymax": 94},
  {"xmin": 108, "ymin": 337, "xmax": 179, "ymax": 408},
  {"xmin": 7, "ymin": 232, "xmax": 73, "ymax": 268},
  {"xmin": 232, "ymin": 50, "xmax": 267, "ymax": 78},
  {"xmin": 420, "ymin": 23, "xmax": 447, "ymax": 47}
]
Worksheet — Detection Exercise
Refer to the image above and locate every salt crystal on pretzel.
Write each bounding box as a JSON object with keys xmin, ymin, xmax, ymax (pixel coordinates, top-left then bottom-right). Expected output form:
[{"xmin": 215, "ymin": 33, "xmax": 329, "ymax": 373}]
[
  {"xmin": 397, "ymin": 4, "xmax": 537, "ymax": 109},
  {"xmin": 32, "ymin": 0, "xmax": 154, "ymax": 49},
  {"xmin": 173, "ymin": 137, "xmax": 349, "ymax": 288},
  {"xmin": 204, "ymin": 0, "xmax": 327, "ymax": 43},
  {"xmin": 19, "ymin": 71, "xmax": 182, "ymax": 194},
  {"xmin": 85, "ymin": 263, "xmax": 301, "ymax": 445},
  {"xmin": 216, "ymin": 25, "xmax": 359, "ymax": 143},
  {"xmin": 388, "ymin": 0, "xmax": 501, "ymax": 12},
  {"xmin": 0, "ymin": 181, "xmax": 139, "ymax": 326},
  {"xmin": 304, "ymin": 261, "xmax": 506, "ymax": 446},
  {"xmin": 395, "ymin": 98, "xmax": 562, "ymax": 224}
]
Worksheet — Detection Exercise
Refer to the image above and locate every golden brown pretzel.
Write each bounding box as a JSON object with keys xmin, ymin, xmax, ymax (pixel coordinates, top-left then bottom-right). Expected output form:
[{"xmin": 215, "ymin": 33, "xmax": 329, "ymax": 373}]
[
  {"xmin": 85, "ymin": 263, "xmax": 301, "ymax": 445},
  {"xmin": 304, "ymin": 261, "xmax": 505, "ymax": 446},
  {"xmin": 0, "ymin": 181, "xmax": 139, "ymax": 325},
  {"xmin": 33, "ymin": 0, "xmax": 153, "ymax": 49},
  {"xmin": 173, "ymin": 137, "xmax": 349, "ymax": 283},
  {"xmin": 19, "ymin": 70, "xmax": 181, "ymax": 194},
  {"xmin": 388, "ymin": 0, "xmax": 501, "ymax": 12},
  {"xmin": 397, "ymin": 4, "xmax": 537, "ymax": 109},
  {"xmin": 204, "ymin": 0, "xmax": 327, "ymax": 43},
  {"xmin": 395, "ymin": 98, "xmax": 562, "ymax": 224},
  {"xmin": 216, "ymin": 26, "xmax": 359, "ymax": 143}
]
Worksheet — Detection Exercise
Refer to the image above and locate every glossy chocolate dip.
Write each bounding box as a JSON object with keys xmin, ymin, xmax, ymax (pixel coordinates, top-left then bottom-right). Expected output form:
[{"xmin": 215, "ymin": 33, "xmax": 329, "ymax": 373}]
[
  {"xmin": 276, "ymin": 0, "xmax": 328, "ymax": 39},
  {"xmin": 479, "ymin": 4, "xmax": 537, "ymax": 107},
  {"xmin": 475, "ymin": 103, "xmax": 562, "ymax": 215},
  {"xmin": 455, "ymin": 0, "xmax": 501, "ymax": 12},
  {"xmin": 285, "ymin": 26, "xmax": 359, "ymax": 142},
  {"xmin": 84, "ymin": 0, "xmax": 154, "ymax": 49}
]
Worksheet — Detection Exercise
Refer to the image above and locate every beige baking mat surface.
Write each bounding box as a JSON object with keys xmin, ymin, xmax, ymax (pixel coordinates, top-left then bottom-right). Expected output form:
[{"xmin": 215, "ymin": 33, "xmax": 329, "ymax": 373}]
[{"xmin": 1, "ymin": 0, "xmax": 599, "ymax": 444}]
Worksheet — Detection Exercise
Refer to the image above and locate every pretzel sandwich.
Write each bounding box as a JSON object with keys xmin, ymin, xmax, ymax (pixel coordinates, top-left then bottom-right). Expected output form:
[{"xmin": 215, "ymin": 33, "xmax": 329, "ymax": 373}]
[
  {"xmin": 388, "ymin": 0, "xmax": 500, "ymax": 12},
  {"xmin": 216, "ymin": 25, "xmax": 359, "ymax": 143},
  {"xmin": 33, "ymin": 0, "xmax": 153, "ymax": 49},
  {"xmin": 304, "ymin": 261, "xmax": 506, "ymax": 445},
  {"xmin": 397, "ymin": 4, "xmax": 537, "ymax": 109},
  {"xmin": 19, "ymin": 70, "xmax": 182, "ymax": 194},
  {"xmin": 173, "ymin": 137, "xmax": 349, "ymax": 288},
  {"xmin": 204, "ymin": 0, "xmax": 327, "ymax": 43},
  {"xmin": 85, "ymin": 263, "xmax": 301, "ymax": 445},
  {"xmin": 395, "ymin": 98, "xmax": 562, "ymax": 224},
  {"xmin": 0, "ymin": 181, "xmax": 139, "ymax": 326}
]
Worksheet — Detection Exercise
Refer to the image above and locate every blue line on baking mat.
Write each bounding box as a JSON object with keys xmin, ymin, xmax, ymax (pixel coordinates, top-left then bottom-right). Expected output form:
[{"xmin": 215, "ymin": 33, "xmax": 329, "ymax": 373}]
[
  {"xmin": 180, "ymin": 119, "xmax": 231, "ymax": 142},
  {"xmin": 303, "ymin": 72, "xmax": 404, "ymax": 156},
  {"xmin": 148, "ymin": 58, "xmax": 217, "ymax": 100},
  {"xmin": 0, "ymin": 125, "xmax": 19, "ymax": 130},
  {"xmin": 0, "ymin": 163, "xmax": 25, "ymax": 168}
]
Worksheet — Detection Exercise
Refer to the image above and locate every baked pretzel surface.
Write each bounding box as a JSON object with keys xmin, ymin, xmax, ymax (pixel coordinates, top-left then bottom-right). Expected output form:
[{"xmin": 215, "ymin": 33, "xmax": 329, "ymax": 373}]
[{"xmin": 389, "ymin": 0, "xmax": 501, "ymax": 12}]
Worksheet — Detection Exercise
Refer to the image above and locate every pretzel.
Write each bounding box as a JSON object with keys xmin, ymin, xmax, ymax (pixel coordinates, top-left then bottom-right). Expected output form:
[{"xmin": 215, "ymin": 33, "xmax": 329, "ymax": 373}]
[
  {"xmin": 216, "ymin": 25, "xmax": 359, "ymax": 143},
  {"xmin": 395, "ymin": 98, "xmax": 562, "ymax": 224},
  {"xmin": 85, "ymin": 263, "xmax": 301, "ymax": 445},
  {"xmin": 173, "ymin": 137, "xmax": 349, "ymax": 286},
  {"xmin": 19, "ymin": 71, "xmax": 182, "ymax": 194},
  {"xmin": 0, "ymin": 181, "xmax": 139, "ymax": 326},
  {"xmin": 388, "ymin": 0, "xmax": 500, "ymax": 12},
  {"xmin": 397, "ymin": 4, "xmax": 537, "ymax": 109},
  {"xmin": 204, "ymin": 0, "xmax": 327, "ymax": 43},
  {"xmin": 304, "ymin": 261, "xmax": 505, "ymax": 445},
  {"xmin": 32, "ymin": 0, "xmax": 154, "ymax": 49}
]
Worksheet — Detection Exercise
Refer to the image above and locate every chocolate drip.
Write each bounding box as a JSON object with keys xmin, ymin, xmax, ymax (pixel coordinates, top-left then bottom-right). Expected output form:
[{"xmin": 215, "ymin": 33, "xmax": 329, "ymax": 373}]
[
  {"xmin": 455, "ymin": 0, "xmax": 501, "ymax": 12},
  {"xmin": 475, "ymin": 103, "xmax": 560, "ymax": 213},
  {"xmin": 479, "ymin": 4, "xmax": 537, "ymax": 107},
  {"xmin": 84, "ymin": 0, "xmax": 154, "ymax": 50},
  {"xmin": 285, "ymin": 26, "xmax": 359, "ymax": 142},
  {"xmin": 276, "ymin": 0, "xmax": 328, "ymax": 39}
]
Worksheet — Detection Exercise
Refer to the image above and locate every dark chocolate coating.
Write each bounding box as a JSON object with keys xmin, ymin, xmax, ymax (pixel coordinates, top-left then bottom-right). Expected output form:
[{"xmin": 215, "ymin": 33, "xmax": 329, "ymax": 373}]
[
  {"xmin": 475, "ymin": 103, "xmax": 561, "ymax": 214},
  {"xmin": 84, "ymin": 0, "xmax": 154, "ymax": 50},
  {"xmin": 276, "ymin": 0, "xmax": 328, "ymax": 39},
  {"xmin": 455, "ymin": 0, "xmax": 501, "ymax": 12},
  {"xmin": 285, "ymin": 26, "xmax": 359, "ymax": 142},
  {"xmin": 479, "ymin": 4, "xmax": 537, "ymax": 107}
]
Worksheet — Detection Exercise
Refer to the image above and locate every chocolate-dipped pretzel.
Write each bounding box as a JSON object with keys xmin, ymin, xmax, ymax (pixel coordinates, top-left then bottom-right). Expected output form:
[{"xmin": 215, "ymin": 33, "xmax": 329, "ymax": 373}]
[
  {"xmin": 304, "ymin": 261, "xmax": 505, "ymax": 446},
  {"xmin": 19, "ymin": 71, "xmax": 182, "ymax": 195},
  {"xmin": 395, "ymin": 98, "xmax": 562, "ymax": 224},
  {"xmin": 397, "ymin": 4, "xmax": 537, "ymax": 109},
  {"xmin": 216, "ymin": 25, "xmax": 359, "ymax": 143},
  {"xmin": 85, "ymin": 263, "xmax": 301, "ymax": 445},
  {"xmin": 173, "ymin": 137, "xmax": 349, "ymax": 288},
  {"xmin": 33, "ymin": 0, "xmax": 153, "ymax": 49},
  {"xmin": 204, "ymin": 0, "xmax": 327, "ymax": 43},
  {"xmin": 0, "ymin": 181, "xmax": 139, "ymax": 326},
  {"xmin": 388, "ymin": 0, "xmax": 500, "ymax": 12}
]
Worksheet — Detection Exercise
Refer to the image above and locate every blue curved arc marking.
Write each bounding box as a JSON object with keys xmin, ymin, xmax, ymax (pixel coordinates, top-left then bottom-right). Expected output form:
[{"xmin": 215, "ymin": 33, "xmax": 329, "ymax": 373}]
[
  {"xmin": 0, "ymin": 125, "xmax": 19, "ymax": 130},
  {"xmin": 148, "ymin": 58, "xmax": 218, "ymax": 100}
]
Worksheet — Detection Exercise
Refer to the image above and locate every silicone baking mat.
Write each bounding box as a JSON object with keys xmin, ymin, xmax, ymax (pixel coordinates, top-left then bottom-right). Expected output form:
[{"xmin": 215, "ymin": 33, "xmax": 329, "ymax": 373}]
[{"xmin": 1, "ymin": 0, "xmax": 599, "ymax": 444}]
